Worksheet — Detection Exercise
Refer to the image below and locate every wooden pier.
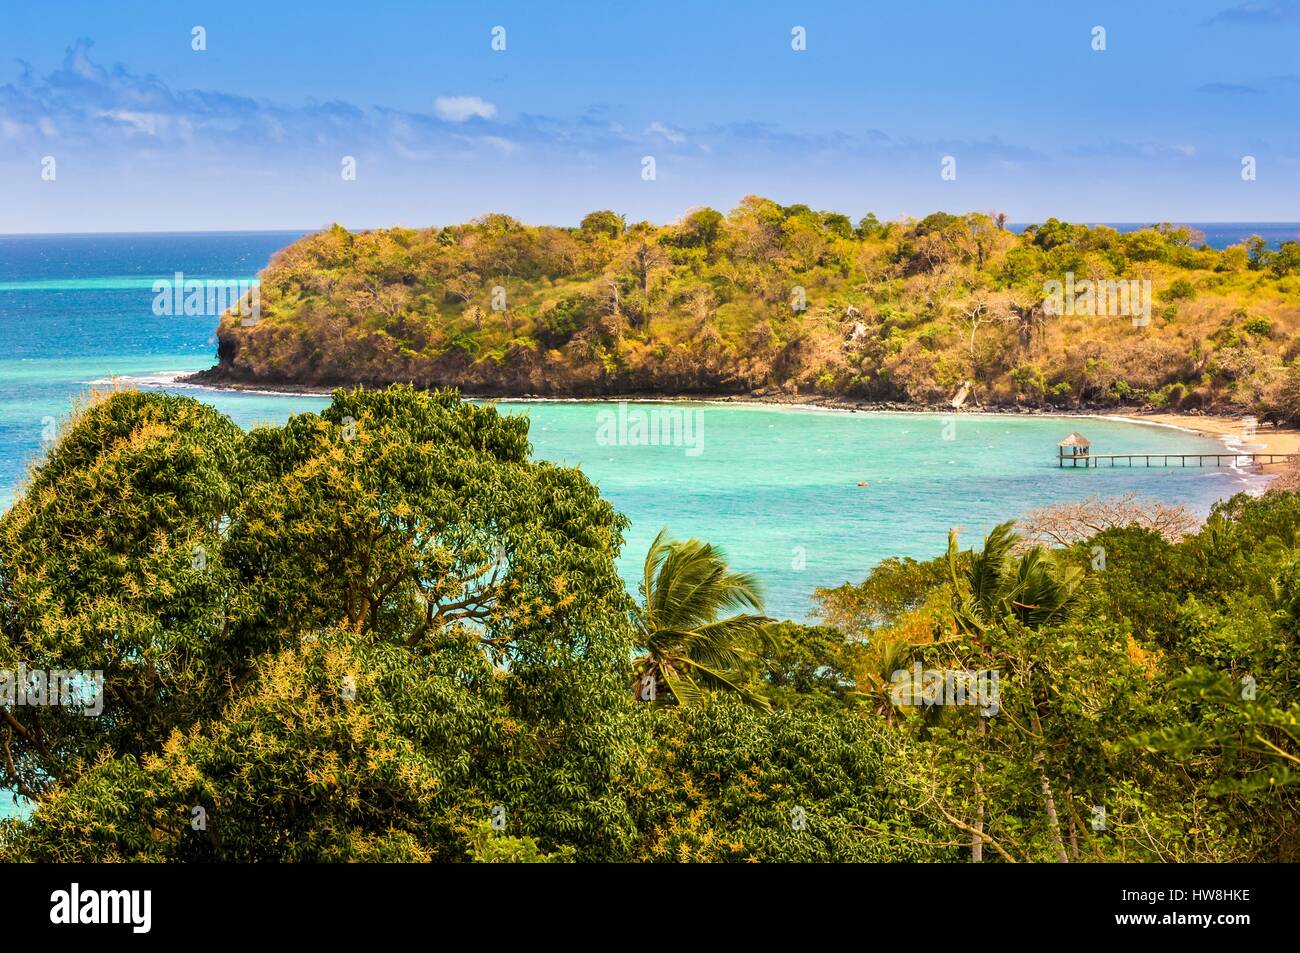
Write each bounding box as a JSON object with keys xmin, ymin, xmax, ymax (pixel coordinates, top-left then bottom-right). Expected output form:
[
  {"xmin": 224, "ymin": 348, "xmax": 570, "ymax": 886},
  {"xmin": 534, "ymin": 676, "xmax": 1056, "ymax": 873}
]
[
  {"xmin": 1057, "ymin": 431, "xmax": 1297, "ymax": 468},
  {"xmin": 1059, "ymin": 451, "xmax": 1299, "ymax": 468}
]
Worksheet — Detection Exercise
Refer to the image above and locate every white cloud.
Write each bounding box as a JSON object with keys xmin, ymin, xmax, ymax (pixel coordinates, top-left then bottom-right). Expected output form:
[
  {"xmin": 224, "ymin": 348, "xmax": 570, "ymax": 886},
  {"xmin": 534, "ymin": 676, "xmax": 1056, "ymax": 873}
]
[
  {"xmin": 451, "ymin": 134, "xmax": 518, "ymax": 155},
  {"xmin": 96, "ymin": 110, "xmax": 166, "ymax": 136},
  {"xmin": 646, "ymin": 120, "xmax": 685, "ymax": 144},
  {"xmin": 434, "ymin": 96, "xmax": 497, "ymax": 122},
  {"xmin": 479, "ymin": 135, "xmax": 519, "ymax": 154}
]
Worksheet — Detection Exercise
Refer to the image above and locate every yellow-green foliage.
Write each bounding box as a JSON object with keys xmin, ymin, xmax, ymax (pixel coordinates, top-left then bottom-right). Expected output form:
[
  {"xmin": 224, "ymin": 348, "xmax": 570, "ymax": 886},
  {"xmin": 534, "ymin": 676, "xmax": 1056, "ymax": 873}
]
[{"xmin": 208, "ymin": 201, "xmax": 1300, "ymax": 414}]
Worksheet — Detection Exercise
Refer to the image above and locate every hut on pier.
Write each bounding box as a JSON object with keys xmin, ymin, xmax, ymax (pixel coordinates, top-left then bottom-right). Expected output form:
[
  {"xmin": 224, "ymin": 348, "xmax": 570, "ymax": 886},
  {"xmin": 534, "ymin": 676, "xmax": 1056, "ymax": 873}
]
[{"xmin": 1058, "ymin": 432, "xmax": 1091, "ymax": 467}]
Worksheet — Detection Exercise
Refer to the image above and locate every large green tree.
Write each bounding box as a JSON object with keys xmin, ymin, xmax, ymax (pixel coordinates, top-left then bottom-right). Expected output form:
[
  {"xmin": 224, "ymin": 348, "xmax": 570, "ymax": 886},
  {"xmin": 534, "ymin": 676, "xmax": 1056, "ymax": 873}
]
[
  {"xmin": 1, "ymin": 386, "xmax": 642, "ymax": 860},
  {"xmin": 0, "ymin": 390, "xmax": 249, "ymax": 800}
]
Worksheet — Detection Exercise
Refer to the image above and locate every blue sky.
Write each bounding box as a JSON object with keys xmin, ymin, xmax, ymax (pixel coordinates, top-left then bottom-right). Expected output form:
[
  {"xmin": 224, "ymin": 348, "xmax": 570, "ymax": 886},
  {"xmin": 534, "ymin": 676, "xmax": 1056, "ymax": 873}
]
[{"xmin": 1, "ymin": 0, "xmax": 1298, "ymax": 232}]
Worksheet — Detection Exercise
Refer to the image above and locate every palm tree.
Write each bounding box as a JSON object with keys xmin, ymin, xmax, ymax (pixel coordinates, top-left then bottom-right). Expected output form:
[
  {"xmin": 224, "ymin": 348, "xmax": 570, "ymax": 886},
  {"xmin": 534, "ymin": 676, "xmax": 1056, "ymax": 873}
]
[
  {"xmin": 854, "ymin": 636, "xmax": 919, "ymax": 727},
  {"xmin": 946, "ymin": 521, "xmax": 1085, "ymax": 636},
  {"xmin": 946, "ymin": 520, "xmax": 1087, "ymax": 863},
  {"xmin": 632, "ymin": 529, "xmax": 775, "ymax": 710}
]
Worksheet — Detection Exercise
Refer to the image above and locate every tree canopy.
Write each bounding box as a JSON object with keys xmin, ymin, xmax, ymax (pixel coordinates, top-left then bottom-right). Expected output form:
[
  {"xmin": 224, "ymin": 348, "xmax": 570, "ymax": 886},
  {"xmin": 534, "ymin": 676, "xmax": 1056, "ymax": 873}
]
[{"xmin": 2, "ymin": 386, "xmax": 1298, "ymax": 862}]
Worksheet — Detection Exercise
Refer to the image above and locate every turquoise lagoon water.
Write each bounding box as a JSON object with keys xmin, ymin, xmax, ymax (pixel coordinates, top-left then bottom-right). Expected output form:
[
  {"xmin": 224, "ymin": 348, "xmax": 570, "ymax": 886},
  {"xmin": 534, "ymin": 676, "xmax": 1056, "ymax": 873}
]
[
  {"xmin": 0, "ymin": 230, "xmax": 1280, "ymax": 821},
  {"xmin": 17, "ymin": 376, "xmax": 1260, "ymax": 613}
]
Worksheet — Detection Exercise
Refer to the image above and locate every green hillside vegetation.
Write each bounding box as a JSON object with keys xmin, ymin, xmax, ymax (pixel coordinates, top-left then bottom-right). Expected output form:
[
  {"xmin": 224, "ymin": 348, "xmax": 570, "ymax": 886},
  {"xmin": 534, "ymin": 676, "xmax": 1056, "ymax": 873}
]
[
  {"xmin": 201, "ymin": 199, "xmax": 1300, "ymax": 417},
  {"xmin": 2, "ymin": 386, "xmax": 1296, "ymax": 862}
]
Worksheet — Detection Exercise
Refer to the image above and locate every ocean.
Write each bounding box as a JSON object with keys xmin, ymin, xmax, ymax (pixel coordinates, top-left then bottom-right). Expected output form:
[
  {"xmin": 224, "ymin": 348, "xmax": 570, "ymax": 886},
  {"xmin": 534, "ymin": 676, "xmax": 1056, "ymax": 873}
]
[
  {"xmin": 1007, "ymin": 222, "xmax": 1299, "ymax": 247},
  {"xmin": 0, "ymin": 227, "xmax": 1285, "ymax": 822}
]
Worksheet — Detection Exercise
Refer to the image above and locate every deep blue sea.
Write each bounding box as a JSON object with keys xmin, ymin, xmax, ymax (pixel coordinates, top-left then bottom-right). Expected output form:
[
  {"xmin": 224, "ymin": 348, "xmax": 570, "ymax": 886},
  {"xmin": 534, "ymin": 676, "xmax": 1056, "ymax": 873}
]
[{"xmin": 0, "ymin": 226, "xmax": 1287, "ymax": 822}]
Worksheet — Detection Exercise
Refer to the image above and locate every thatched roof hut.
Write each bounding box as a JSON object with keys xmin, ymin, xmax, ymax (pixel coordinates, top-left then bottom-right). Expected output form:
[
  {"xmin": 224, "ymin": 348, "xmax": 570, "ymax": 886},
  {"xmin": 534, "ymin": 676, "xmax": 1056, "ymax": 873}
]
[{"xmin": 1058, "ymin": 432, "xmax": 1091, "ymax": 456}]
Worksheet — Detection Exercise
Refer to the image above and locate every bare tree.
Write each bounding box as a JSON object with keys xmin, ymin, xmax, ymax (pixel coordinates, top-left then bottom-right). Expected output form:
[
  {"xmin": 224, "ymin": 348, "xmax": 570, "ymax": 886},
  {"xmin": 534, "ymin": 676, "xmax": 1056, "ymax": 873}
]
[
  {"xmin": 959, "ymin": 296, "xmax": 993, "ymax": 359},
  {"xmin": 597, "ymin": 274, "xmax": 622, "ymax": 318},
  {"xmin": 344, "ymin": 279, "xmax": 411, "ymax": 322},
  {"xmin": 1018, "ymin": 493, "xmax": 1200, "ymax": 549},
  {"xmin": 596, "ymin": 275, "xmax": 629, "ymax": 340},
  {"xmin": 684, "ymin": 286, "xmax": 715, "ymax": 325},
  {"xmin": 1006, "ymin": 286, "xmax": 1048, "ymax": 353},
  {"xmin": 918, "ymin": 265, "xmax": 964, "ymax": 316},
  {"xmin": 444, "ymin": 272, "xmax": 482, "ymax": 304},
  {"xmin": 629, "ymin": 241, "xmax": 669, "ymax": 292}
]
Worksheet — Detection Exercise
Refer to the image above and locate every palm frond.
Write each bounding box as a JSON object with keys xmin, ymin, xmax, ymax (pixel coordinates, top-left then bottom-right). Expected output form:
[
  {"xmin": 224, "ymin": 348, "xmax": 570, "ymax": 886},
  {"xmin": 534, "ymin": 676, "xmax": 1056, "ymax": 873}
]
[
  {"xmin": 660, "ymin": 666, "xmax": 708, "ymax": 707},
  {"xmin": 680, "ymin": 657, "xmax": 772, "ymax": 711},
  {"xmin": 650, "ymin": 537, "xmax": 764, "ymax": 630},
  {"xmin": 969, "ymin": 521, "xmax": 1018, "ymax": 617},
  {"xmin": 635, "ymin": 527, "xmax": 773, "ymax": 709}
]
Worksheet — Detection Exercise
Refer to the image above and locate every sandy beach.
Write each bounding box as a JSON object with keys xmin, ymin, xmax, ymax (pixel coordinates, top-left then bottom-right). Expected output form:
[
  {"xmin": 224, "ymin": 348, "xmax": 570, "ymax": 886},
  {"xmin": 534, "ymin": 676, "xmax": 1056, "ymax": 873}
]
[{"xmin": 1127, "ymin": 412, "xmax": 1300, "ymax": 474}]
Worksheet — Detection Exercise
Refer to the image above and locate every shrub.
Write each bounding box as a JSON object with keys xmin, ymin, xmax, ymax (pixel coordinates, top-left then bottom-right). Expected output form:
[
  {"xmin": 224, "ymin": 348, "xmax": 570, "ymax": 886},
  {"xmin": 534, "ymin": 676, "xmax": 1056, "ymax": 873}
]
[{"xmin": 1160, "ymin": 278, "xmax": 1196, "ymax": 302}]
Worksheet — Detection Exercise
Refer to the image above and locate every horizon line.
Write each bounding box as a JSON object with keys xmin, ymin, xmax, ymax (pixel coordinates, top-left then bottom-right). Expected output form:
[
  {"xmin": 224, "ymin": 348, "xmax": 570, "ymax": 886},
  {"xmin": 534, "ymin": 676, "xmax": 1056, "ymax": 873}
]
[{"xmin": 3, "ymin": 220, "xmax": 1297, "ymax": 239}]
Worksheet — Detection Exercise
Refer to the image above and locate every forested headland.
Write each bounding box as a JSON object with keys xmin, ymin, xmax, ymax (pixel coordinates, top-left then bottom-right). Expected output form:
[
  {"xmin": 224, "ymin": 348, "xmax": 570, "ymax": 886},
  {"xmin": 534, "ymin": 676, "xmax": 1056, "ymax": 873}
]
[{"xmin": 196, "ymin": 199, "xmax": 1300, "ymax": 420}]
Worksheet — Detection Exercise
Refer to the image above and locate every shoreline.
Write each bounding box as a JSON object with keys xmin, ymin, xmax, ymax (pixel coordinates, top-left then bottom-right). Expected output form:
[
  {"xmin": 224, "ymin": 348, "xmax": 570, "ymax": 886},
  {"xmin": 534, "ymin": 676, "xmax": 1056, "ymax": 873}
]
[
  {"xmin": 164, "ymin": 369, "xmax": 1297, "ymax": 477},
  {"xmin": 1126, "ymin": 411, "xmax": 1300, "ymax": 473}
]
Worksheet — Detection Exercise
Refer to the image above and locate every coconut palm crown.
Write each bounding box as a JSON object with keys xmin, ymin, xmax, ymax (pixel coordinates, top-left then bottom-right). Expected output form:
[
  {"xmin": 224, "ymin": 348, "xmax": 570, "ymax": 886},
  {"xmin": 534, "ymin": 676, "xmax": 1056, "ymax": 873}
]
[
  {"xmin": 632, "ymin": 529, "xmax": 775, "ymax": 709},
  {"xmin": 946, "ymin": 520, "xmax": 1086, "ymax": 637}
]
